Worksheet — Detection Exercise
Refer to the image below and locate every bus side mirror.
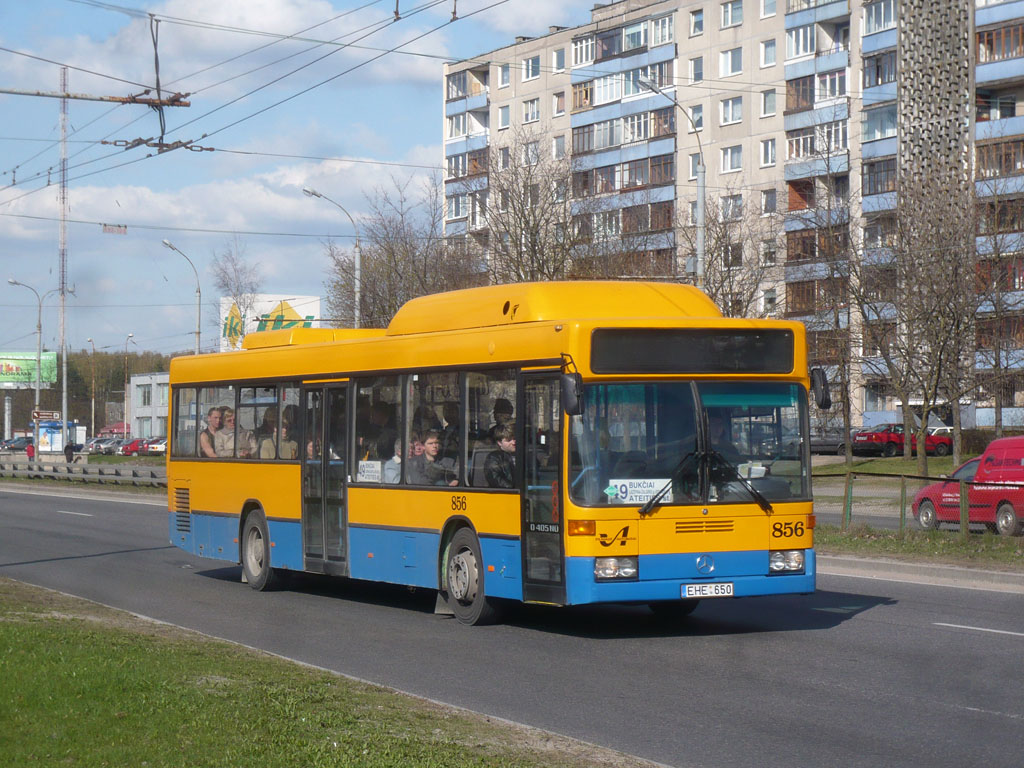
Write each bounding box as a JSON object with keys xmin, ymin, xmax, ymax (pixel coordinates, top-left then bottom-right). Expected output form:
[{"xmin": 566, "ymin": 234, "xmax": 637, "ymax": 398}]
[
  {"xmin": 561, "ymin": 373, "xmax": 583, "ymax": 416},
  {"xmin": 810, "ymin": 367, "xmax": 832, "ymax": 410}
]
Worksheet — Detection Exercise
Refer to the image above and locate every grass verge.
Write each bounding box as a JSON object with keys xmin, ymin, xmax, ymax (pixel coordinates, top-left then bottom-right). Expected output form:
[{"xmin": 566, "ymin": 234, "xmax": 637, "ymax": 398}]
[
  {"xmin": 816, "ymin": 524, "xmax": 1024, "ymax": 569},
  {"xmin": 0, "ymin": 579, "xmax": 651, "ymax": 768}
]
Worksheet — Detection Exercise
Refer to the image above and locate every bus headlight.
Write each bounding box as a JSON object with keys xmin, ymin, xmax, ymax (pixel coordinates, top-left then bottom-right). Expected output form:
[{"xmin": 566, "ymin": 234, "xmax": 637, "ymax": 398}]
[
  {"xmin": 769, "ymin": 550, "xmax": 805, "ymax": 573},
  {"xmin": 595, "ymin": 556, "xmax": 638, "ymax": 580}
]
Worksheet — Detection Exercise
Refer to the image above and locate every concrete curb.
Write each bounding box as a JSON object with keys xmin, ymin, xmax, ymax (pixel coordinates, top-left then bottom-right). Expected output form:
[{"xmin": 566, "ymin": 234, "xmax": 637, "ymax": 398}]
[{"xmin": 818, "ymin": 554, "xmax": 1024, "ymax": 594}]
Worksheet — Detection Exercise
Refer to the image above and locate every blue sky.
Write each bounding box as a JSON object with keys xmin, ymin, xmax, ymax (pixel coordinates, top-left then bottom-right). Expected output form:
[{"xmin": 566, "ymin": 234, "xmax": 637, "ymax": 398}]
[{"xmin": 0, "ymin": 0, "xmax": 594, "ymax": 356}]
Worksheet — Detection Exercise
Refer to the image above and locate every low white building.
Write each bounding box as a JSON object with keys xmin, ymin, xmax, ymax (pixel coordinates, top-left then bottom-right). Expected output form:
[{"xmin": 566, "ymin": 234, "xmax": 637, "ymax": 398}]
[{"xmin": 129, "ymin": 372, "xmax": 169, "ymax": 439}]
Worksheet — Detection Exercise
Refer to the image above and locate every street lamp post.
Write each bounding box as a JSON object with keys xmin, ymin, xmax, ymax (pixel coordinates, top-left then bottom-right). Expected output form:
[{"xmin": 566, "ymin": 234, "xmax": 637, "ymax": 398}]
[
  {"xmin": 123, "ymin": 333, "xmax": 134, "ymax": 439},
  {"xmin": 638, "ymin": 76, "xmax": 705, "ymax": 290},
  {"xmin": 303, "ymin": 186, "xmax": 362, "ymax": 328},
  {"xmin": 8, "ymin": 278, "xmax": 58, "ymax": 454},
  {"xmin": 161, "ymin": 240, "xmax": 201, "ymax": 355},
  {"xmin": 86, "ymin": 337, "xmax": 96, "ymax": 439}
]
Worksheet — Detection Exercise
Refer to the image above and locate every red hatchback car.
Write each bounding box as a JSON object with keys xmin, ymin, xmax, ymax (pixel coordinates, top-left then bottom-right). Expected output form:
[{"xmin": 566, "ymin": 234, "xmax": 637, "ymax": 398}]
[
  {"xmin": 852, "ymin": 423, "xmax": 952, "ymax": 457},
  {"xmin": 912, "ymin": 436, "xmax": 1024, "ymax": 536}
]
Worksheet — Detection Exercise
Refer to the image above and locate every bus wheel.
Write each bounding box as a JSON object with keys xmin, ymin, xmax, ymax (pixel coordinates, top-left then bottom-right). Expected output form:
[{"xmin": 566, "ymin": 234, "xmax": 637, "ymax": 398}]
[
  {"xmin": 996, "ymin": 503, "xmax": 1023, "ymax": 537},
  {"xmin": 445, "ymin": 528, "xmax": 499, "ymax": 626},
  {"xmin": 241, "ymin": 509, "xmax": 277, "ymax": 591},
  {"xmin": 649, "ymin": 600, "xmax": 700, "ymax": 619},
  {"xmin": 917, "ymin": 501, "xmax": 938, "ymax": 531}
]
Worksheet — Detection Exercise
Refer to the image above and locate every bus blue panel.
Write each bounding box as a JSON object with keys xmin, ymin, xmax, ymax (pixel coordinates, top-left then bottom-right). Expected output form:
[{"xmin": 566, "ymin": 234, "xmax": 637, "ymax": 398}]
[
  {"xmin": 266, "ymin": 519, "xmax": 303, "ymax": 571},
  {"xmin": 348, "ymin": 526, "xmax": 441, "ymax": 589},
  {"xmin": 169, "ymin": 512, "xmax": 238, "ymax": 563},
  {"xmin": 478, "ymin": 537, "xmax": 523, "ymax": 600},
  {"xmin": 564, "ymin": 550, "xmax": 816, "ymax": 605}
]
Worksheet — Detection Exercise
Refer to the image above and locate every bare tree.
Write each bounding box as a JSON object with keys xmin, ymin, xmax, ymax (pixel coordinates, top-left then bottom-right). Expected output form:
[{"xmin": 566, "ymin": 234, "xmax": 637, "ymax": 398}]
[
  {"xmin": 324, "ymin": 174, "xmax": 482, "ymax": 328},
  {"xmin": 210, "ymin": 234, "xmax": 262, "ymax": 331}
]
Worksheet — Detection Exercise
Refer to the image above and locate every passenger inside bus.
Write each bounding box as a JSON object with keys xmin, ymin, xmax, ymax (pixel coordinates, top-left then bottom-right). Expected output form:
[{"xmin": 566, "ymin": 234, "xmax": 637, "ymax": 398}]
[
  {"xmin": 383, "ymin": 438, "xmax": 402, "ymax": 483},
  {"xmin": 408, "ymin": 430, "xmax": 458, "ymax": 486},
  {"xmin": 484, "ymin": 424, "xmax": 516, "ymax": 488},
  {"xmin": 199, "ymin": 406, "xmax": 222, "ymax": 458}
]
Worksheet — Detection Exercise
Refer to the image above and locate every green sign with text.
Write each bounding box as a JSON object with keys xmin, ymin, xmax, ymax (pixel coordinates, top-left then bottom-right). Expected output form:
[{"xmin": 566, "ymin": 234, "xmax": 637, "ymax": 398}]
[{"xmin": 0, "ymin": 352, "xmax": 57, "ymax": 386}]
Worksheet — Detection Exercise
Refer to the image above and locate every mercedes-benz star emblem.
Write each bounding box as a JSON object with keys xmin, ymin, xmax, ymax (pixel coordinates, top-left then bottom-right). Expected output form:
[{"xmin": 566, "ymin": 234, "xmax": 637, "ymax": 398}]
[{"xmin": 696, "ymin": 554, "xmax": 715, "ymax": 574}]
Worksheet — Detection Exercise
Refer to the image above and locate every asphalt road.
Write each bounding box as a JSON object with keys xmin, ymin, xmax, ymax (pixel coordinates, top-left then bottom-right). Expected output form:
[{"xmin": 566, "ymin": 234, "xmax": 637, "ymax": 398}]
[{"xmin": 2, "ymin": 486, "xmax": 1023, "ymax": 768}]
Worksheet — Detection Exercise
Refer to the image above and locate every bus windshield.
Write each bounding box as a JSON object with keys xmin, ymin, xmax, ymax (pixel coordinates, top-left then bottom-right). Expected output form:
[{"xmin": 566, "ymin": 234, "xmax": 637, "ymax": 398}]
[{"xmin": 569, "ymin": 381, "xmax": 809, "ymax": 507}]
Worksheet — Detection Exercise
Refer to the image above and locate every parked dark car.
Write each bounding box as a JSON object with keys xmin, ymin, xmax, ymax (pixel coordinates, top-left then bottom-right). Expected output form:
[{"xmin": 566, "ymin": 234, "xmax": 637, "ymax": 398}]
[
  {"xmin": 810, "ymin": 430, "xmax": 850, "ymax": 455},
  {"xmin": 852, "ymin": 423, "xmax": 952, "ymax": 457},
  {"xmin": 912, "ymin": 436, "xmax": 1024, "ymax": 535},
  {"xmin": 4, "ymin": 436, "xmax": 34, "ymax": 451}
]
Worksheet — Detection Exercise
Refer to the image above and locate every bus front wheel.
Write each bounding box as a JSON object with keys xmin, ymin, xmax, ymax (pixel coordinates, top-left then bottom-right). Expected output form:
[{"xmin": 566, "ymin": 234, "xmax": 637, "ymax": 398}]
[
  {"xmin": 444, "ymin": 528, "xmax": 499, "ymax": 626},
  {"xmin": 241, "ymin": 509, "xmax": 277, "ymax": 591}
]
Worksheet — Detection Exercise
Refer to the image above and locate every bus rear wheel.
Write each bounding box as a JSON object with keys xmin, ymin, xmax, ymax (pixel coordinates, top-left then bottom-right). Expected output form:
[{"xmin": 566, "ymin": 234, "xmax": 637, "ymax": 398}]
[
  {"xmin": 444, "ymin": 528, "xmax": 499, "ymax": 626},
  {"xmin": 241, "ymin": 509, "xmax": 277, "ymax": 591}
]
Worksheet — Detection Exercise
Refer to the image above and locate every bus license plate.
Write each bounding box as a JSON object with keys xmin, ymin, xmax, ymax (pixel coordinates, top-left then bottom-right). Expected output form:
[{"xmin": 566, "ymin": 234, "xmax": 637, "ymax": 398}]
[{"xmin": 685, "ymin": 582, "xmax": 734, "ymax": 598}]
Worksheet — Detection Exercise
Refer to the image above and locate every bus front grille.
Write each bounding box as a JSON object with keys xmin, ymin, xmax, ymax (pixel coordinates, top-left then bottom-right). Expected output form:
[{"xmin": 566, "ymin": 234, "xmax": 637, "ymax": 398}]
[
  {"xmin": 173, "ymin": 488, "xmax": 191, "ymax": 533},
  {"xmin": 675, "ymin": 520, "xmax": 734, "ymax": 534}
]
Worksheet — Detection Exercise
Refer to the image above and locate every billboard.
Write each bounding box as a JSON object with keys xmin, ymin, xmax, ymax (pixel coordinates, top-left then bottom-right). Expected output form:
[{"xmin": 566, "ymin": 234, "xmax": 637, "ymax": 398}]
[
  {"xmin": 0, "ymin": 352, "xmax": 57, "ymax": 389},
  {"xmin": 219, "ymin": 294, "xmax": 321, "ymax": 351}
]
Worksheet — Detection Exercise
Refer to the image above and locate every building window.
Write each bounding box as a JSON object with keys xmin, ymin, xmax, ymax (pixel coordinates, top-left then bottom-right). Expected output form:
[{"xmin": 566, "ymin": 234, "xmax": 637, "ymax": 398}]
[
  {"xmin": 447, "ymin": 113, "xmax": 466, "ymax": 139},
  {"xmin": 721, "ymin": 193, "xmax": 743, "ymax": 220},
  {"xmin": 498, "ymin": 105, "xmax": 509, "ymax": 129},
  {"xmin": 721, "ymin": 1, "xmax": 743, "ymax": 28},
  {"xmin": 864, "ymin": 0, "xmax": 896, "ymax": 36},
  {"xmin": 761, "ymin": 189, "xmax": 777, "ymax": 214},
  {"xmin": 690, "ymin": 56, "xmax": 704, "ymax": 83},
  {"xmin": 763, "ymin": 288, "xmax": 777, "ymax": 315},
  {"xmin": 651, "ymin": 107, "xmax": 675, "ymax": 137},
  {"xmin": 723, "ymin": 242, "xmax": 743, "ymax": 267},
  {"xmin": 761, "ymin": 89, "xmax": 776, "ymax": 116},
  {"xmin": 623, "ymin": 112, "xmax": 649, "ymax": 143},
  {"xmin": 553, "ymin": 91, "xmax": 565, "ymax": 116},
  {"xmin": 720, "ymin": 47, "xmax": 742, "ymax": 77},
  {"xmin": 689, "ymin": 152, "xmax": 701, "ymax": 180},
  {"xmin": 499, "ymin": 63, "xmax": 510, "ymax": 87},
  {"xmin": 761, "ymin": 39, "xmax": 776, "ymax": 67},
  {"xmin": 721, "ymin": 145, "xmax": 743, "ymax": 173},
  {"xmin": 691, "ymin": 9, "xmax": 704, "ymax": 36},
  {"xmin": 786, "ymin": 75, "xmax": 814, "ymax": 112},
  {"xmin": 553, "ymin": 135, "xmax": 565, "ymax": 159},
  {"xmin": 594, "ymin": 74, "xmax": 622, "ymax": 105},
  {"xmin": 596, "ymin": 29, "xmax": 622, "ymax": 60},
  {"xmin": 864, "ymin": 214, "xmax": 895, "ymax": 247},
  {"xmin": 863, "ymin": 157, "xmax": 897, "ymax": 195},
  {"xmin": 499, "ymin": 146, "xmax": 510, "ymax": 170},
  {"xmin": 652, "ymin": 15, "xmax": 674, "ymax": 46},
  {"xmin": 689, "ymin": 104, "xmax": 704, "ymax": 131},
  {"xmin": 761, "ymin": 138, "xmax": 776, "ymax": 167},
  {"xmin": 572, "ymin": 36, "xmax": 595, "ymax": 66},
  {"xmin": 787, "ymin": 180, "xmax": 815, "ymax": 211},
  {"xmin": 448, "ymin": 194, "xmax": 467, "ymax": 220},
  {"xmin": 446, "ymin": 71, "xmax": 467, "ymax": 100},
  {"xmin": 553, "ymin": 48, "xmax": 565, "ymax": 71},
  {"xmin": 761, "ymin": 239, "xmax": 778, "ymax": 264},
  {"xmin": 523, "ymin": 141, "xmax": 540, "ymax": 165},
  {"xmin": 523, "ymin": 98, "xmax": 540, "ymax": 123},
  {"xmin": 650, "ymin": 154, "xmax": 674, "ymax": 185},
  {"xmin": 572, "ymin": 81, "xmax": 593, "ymax": 110},
  {"xmin": 863, "ymin": 51, "xmax": 896, "ymax": 88},
  {"xmin": 622, "ymin": 158, "xmax": 649, "ymax": 189},
  {"xmin": 721, "ymin": 96, "xmax": 742, "ymax": 125},
  {"xmin": 447, "ymin": 153, "xmax": 467, "ymax": 179},
  {"xmin": 820, "ymin": 120, "xmax": 849, "ymax": 152},
  {"xmin": 863, "ymin": 104, "xmax": 897, "ymax": 142},
  {"xmin": 787, "ymin": 127, "xmax": 815, "ymax": 159},
  {"xmin": 139, "ymin": 384, "xmax": 152, "ymax": 407},
  {"xmin": 762, "ymin": 0, "xmax": 777, "ymax": 17},
  {"xmin": 522, "ymin": 55, "xmax": 540, "ymax": 81},
  {"xmin": 572, "ymin": 124, "xmax": 594, "ymax": 153},
  {"xmin": 817, "ymin": 70, "xmax": 847, "ymax": 101},
  {"xmin": 978, "ymin": 24, "xmax": 1024, "ymax": 64},
  {"xmin": 787, "ymin": 25, "xmax": 815, "ymax": 59},
  {"xmin": 623, "ymin": 22, "xmax": 647, "ymax": 51}
]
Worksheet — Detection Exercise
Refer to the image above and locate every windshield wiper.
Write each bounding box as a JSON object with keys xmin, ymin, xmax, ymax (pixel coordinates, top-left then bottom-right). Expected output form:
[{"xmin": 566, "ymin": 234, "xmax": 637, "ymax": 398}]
[
  {"xmin": 707, "ymin": 450, "xmax": 774, "ymax": 515},
  {"xmin": 637, "ymin": 450, "xmax": 699, "ymax": 518}
]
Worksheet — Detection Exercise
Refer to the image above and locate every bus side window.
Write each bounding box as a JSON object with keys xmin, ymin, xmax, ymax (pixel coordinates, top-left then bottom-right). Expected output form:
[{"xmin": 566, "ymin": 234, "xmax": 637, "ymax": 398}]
[
  {"xmin": 171, "ymin": 387, "xmax": 197, "ymax": 458},
  {"xmin": 466, "ymin": 369, "xmax": 517, "ymax": 487},
  {"xmin": 355, "ymin": 377, "xmax": 401, "ymax": 483},
  {"xmin": 406, "ymin": 371, "xmax": 462, "ymax": 486},
  {"xmin": 197, "ymin": 385, "xmax": 234, "ymax": 459}
]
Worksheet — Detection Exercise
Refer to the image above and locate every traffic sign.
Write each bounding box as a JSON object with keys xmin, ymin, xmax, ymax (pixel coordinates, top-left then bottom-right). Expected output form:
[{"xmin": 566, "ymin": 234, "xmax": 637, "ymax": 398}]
[{"xmin": 32, "ymin": 410, "xmax": 60, "ymax": 421}]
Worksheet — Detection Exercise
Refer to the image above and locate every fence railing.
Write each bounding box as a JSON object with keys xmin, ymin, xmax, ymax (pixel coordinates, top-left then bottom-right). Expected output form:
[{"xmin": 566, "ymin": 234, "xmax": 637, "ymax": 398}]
[
  {"xmin": 813, "ymin": 471, "xmax": 998, "ymax": 540},
  {"xmin": 0, "ymin": 459, "xmax": 166, "ymax": 487}
]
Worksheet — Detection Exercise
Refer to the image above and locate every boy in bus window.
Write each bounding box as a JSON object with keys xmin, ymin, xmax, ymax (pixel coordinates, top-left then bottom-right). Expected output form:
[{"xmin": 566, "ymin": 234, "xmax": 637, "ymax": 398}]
[
  {"xmin": 199, "ymin": 407, "xmax": 222, "ymax": 458},
  {"xmin": 487, "ymin": 398, "xmax": 514, "ymax": 442},
  {"xmin": 484, "ymin": 424, "xmax": 516, "ymax": 488},
  {"xmin": 408, "ymin": 430, "xmax": 458, "ymax": 486}
]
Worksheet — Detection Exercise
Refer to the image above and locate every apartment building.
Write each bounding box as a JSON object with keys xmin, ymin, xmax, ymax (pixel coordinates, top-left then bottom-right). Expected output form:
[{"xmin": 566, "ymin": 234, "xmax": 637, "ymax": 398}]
[{"xmin": 444, "ymin": 0, "xmax": 1024, "ymax": 425}]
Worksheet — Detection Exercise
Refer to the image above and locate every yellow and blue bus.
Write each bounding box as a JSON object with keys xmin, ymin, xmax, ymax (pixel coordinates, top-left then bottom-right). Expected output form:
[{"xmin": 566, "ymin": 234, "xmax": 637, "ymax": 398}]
[{"xmin": 167, "ymin": 281, "xmax": 829, "ymax": 625}]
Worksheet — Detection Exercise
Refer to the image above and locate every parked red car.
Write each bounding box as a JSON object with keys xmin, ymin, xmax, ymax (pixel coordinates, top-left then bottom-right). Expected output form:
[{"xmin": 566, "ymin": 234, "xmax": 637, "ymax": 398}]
[
  {"xmin": 912, "ymin": 436, "xmax": 1024, "ymax": 536},
  {"xmin": 852, "ymin": 423, "xmax": 952, "ymax": 457},
  {"xmin": 118, "ymin": 438, "xmax": 147, "ymax": 456}
]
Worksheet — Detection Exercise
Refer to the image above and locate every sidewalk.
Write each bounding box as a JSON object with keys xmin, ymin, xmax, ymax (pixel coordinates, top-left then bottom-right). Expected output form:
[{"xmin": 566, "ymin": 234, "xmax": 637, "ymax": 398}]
[{"xmin": 818, "ymin": 554, "xmax": 1024, "ymax": 594}]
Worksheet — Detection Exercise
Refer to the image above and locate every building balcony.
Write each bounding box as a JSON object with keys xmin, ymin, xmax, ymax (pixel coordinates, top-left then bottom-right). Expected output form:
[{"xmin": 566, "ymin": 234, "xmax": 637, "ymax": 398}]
[
  {"xmin": 862, "ymin": 27, "xmax": 896, "ymax": 55},
  {"xmin": 976, "ymin": 114, "xmax": 1024, "ymax": 141},
  {"xmin": 862, "ymin": 191, "xmax": 897, "ymax": 213},
  {"xmin": 977, "ymin": 1, "xmax": 1024, "ymax": 29},
  {"xmin": 785, "ymin": 0, "xmax": 850, "ymax": 24},
  {"xmin": 444, "ymin": 91, "xmax": 489, "ymax": 117},
  {"xmin": 784, "ymin": 152, "xmax": 849, "ymax": 181}
]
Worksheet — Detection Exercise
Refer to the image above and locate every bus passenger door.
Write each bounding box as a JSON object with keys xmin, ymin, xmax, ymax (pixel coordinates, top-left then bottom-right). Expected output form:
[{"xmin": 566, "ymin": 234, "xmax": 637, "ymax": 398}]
[
  {"xmin": 521, "ymin": 375, "xmax": 566, "ymax": 605},
  {"xmin": 302, "ymin": 385, "xmax": 349, "ymax": 576}
]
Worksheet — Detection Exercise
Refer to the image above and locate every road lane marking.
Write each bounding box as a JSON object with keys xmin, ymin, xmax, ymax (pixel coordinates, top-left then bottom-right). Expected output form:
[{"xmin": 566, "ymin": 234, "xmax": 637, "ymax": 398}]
[
  {"xmin": 934, "ymin": 622, "xmax": 1024, "ymax": 638},
  {"xmin": 57, "ymin": 510, "xmax": 93, "ymax": 517}
]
